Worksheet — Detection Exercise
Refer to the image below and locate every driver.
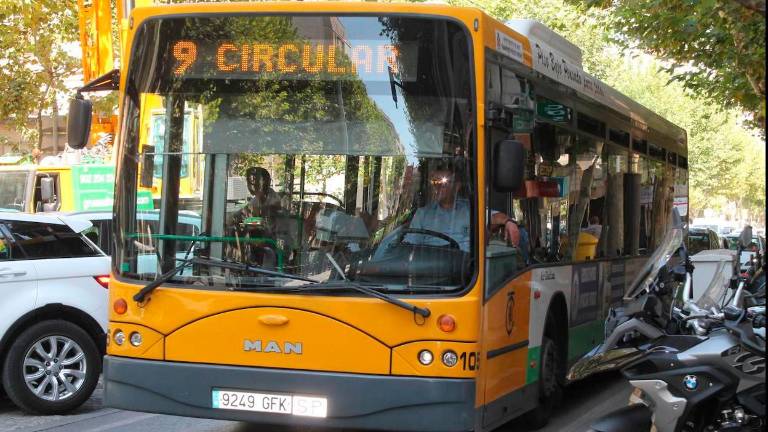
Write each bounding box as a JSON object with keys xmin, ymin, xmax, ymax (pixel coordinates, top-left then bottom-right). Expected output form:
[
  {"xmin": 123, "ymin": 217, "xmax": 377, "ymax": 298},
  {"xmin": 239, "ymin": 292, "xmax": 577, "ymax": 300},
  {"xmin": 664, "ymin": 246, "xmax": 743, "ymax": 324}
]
[{"xmin": 405, "ymin": 162, "xmax": 520, "ymax": 252}]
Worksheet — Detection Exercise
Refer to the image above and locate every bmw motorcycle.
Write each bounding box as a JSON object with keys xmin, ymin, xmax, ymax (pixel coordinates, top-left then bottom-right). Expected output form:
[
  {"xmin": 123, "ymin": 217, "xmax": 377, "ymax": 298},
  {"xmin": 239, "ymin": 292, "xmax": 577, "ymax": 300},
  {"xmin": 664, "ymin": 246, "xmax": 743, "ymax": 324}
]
[{"xmin": 575, "ymin": 212, "xmax": 766, "ymax": 432}]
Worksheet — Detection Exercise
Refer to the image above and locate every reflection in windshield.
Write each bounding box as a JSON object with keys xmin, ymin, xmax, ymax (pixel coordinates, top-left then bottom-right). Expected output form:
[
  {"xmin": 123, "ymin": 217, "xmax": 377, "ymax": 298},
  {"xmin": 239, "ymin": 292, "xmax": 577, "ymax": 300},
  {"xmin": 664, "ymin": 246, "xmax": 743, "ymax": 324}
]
[{"xmin": 116, "ymin": 15, "xmax": 475, "ymax": 293}]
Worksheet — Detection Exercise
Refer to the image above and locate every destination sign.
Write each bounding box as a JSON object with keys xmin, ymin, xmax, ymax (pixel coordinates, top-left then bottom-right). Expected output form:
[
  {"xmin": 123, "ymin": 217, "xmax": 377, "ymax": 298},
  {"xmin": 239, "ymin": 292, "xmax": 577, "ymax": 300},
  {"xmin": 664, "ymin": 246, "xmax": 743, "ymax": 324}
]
[{"xmin": 171, "ymin": 40, "xmax": 413, "ymax": 80}]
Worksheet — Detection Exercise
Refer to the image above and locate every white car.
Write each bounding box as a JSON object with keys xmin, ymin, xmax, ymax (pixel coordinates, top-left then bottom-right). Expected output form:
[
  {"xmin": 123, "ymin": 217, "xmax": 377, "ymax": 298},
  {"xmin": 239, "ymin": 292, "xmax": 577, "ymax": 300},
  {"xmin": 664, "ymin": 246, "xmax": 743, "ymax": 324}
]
[{"xmin": 0, "ymin": 212, "xmax": 109, "ymax": 414}]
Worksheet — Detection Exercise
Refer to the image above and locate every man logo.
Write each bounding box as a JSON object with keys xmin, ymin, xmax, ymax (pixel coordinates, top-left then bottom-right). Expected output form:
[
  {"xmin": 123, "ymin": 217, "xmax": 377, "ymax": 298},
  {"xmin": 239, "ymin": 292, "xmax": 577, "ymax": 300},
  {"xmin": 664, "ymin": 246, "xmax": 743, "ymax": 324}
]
[{"xmin": 244, "ymin": 339, "xmax": 303, "ymax": 355}]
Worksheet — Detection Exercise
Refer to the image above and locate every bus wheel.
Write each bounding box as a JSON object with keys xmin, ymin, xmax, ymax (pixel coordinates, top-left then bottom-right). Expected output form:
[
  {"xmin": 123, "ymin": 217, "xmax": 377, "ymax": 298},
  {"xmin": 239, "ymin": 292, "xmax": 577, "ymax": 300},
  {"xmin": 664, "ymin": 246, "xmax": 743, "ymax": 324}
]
[
  {"xmin": 524, "ymin": 336, "xmax": 563, "ymax": 429},
  {"xmin": 1, "ymin": 320, "xmax": 101, "ymax": 414}
]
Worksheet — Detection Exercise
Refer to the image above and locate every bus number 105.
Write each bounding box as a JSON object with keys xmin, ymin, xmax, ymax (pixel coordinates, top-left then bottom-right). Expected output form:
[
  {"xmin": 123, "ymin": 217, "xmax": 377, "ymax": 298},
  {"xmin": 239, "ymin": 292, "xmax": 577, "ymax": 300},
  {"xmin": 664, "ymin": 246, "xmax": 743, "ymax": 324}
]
[{"xmin": 459, "ymin": 352, "xmax": 480, "ymax": 371}]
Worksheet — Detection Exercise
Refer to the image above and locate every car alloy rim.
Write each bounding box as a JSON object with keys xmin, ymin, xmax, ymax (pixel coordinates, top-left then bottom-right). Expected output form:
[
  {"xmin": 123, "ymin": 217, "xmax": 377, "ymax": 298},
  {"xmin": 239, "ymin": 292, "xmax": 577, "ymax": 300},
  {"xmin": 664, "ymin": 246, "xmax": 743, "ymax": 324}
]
[{"xmin": 23, "ymin": 336, "xmax": 87, "ymax": 401}]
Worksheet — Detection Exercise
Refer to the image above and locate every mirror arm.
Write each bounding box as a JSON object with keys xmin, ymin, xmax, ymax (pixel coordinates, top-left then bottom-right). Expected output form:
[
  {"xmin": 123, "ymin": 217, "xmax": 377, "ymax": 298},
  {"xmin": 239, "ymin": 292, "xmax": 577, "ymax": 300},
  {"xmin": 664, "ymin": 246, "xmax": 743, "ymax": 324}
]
[{"xmin": 78, "ymin": 68, "xmax": 120, "ymax": 94}]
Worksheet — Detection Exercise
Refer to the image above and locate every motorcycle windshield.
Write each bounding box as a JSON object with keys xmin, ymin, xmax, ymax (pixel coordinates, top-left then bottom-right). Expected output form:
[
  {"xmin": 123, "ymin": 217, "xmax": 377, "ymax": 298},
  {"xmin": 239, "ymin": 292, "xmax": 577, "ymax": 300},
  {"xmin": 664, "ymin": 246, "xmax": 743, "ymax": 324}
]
[
  {"xmin": 695, "ymin": 257, "xmax": 733, "ymax": 311},
  {"xmin": 624, "ymin": 228, "xmax": 684, "ymax": 299}
]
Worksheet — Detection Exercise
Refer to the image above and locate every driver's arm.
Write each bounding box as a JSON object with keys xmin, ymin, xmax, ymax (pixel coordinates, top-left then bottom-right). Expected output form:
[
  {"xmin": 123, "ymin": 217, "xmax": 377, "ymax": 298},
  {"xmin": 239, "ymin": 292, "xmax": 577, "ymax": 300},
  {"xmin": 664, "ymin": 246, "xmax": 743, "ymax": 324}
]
[{"xmin": 490, "ymin": 211, "xmax": 520, "ymax": 247}]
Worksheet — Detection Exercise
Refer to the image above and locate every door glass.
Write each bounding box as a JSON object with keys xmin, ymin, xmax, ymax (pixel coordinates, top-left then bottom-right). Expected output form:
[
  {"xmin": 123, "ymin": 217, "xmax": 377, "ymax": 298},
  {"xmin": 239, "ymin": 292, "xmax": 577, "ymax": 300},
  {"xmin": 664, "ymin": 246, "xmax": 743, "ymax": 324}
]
[{"xmin": 8, "ymin": 221, "xmax": 102, "ymax": 259}]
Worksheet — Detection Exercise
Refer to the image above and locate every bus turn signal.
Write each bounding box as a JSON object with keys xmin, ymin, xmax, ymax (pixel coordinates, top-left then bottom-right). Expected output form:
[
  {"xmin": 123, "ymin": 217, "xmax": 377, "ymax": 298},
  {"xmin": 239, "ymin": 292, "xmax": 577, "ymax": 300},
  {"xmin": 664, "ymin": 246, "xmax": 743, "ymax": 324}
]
[
  {"xmin": 114, "ymin": 298, "xmax": 128, "ymax": 315},
  {"xmin": 437, "ymin": 314, "xmax": 456, "ymax": 332}
]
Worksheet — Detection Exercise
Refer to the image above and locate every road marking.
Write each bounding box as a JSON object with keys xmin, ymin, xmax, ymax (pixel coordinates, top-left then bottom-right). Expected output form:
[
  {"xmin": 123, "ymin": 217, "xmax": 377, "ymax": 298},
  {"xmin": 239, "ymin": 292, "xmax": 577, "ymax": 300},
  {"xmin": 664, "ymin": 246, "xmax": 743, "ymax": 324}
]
[{"xmin": 75, "ymin": 413, "xmax": 159, "ymax": 432}]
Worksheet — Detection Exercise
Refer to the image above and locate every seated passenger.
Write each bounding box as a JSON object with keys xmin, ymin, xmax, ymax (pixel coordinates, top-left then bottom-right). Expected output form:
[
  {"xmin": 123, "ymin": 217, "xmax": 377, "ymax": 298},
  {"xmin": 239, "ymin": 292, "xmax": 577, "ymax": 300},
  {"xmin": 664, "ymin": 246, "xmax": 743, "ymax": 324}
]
[
  {"xmin": 242, "ymin": 167, "xmax": 282, "ymax": 218},
  {"xmin": 582, "ymin": 215, "xmax": 602, "ymax": 239},
  {"xmin": 405, "ymin": 161, "xmax": 519, "ymax": 252}
]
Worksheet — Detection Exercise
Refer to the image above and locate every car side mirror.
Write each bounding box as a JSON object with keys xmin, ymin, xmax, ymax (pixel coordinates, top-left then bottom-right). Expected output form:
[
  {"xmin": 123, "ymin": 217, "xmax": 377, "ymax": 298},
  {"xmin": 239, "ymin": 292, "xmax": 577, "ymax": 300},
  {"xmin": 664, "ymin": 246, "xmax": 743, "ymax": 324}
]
[
  {"xmin": 67, "ymin": 95, "xmax": 93, "ymax": 150},
  {"xmin": 140, "ymin": 145, "xmax": 155, "ymax": 188},
  {"xmin": 492, "ymin": 139, "xmax": 525, "ymax": 192},
  {"xmin": 40, "ymin": 177, "xmax": 54, "ymax": 202}
]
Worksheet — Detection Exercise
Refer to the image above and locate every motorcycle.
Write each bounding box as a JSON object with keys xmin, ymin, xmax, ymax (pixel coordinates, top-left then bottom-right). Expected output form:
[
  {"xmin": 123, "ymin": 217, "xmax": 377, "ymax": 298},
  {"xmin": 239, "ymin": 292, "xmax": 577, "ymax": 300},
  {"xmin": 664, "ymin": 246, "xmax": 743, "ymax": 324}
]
[
  {"xmin": 568, "ymin": 211, "xmax": 691, "ymax": 382},
  {"xmin": 576, "ymin": 211, "xmax": 766, "ymax": 432}
]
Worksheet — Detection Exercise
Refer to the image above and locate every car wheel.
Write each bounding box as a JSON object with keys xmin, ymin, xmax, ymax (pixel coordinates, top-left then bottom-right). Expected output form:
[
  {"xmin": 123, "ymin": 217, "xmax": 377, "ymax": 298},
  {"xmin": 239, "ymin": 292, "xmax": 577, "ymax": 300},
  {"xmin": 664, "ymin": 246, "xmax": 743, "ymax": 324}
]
[
  {"xmin": 524, "ymin": 336, "xmax": 564, "ymax": 429},
  {"xmin": 1, "ymin": 320, "xmax": 100, "ymax": 414}
]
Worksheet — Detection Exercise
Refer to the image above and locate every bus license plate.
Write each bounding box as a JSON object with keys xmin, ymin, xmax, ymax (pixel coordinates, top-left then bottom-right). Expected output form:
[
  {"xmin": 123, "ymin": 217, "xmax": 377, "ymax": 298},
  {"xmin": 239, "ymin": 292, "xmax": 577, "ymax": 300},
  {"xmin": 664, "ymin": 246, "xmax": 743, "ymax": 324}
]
[{"xmin": 211, "ymin": 389, "xmax": 328, "ymax": 418}]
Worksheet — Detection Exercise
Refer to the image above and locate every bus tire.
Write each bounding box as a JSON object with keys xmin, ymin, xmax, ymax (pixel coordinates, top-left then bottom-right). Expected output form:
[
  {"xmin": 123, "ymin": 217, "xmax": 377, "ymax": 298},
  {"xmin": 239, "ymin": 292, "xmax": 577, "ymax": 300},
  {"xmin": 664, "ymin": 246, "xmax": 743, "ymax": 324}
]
[
  {"xmin": 1, "ymin": 320, "xmax": 100, "ymax": 414},
  {"xmin": 523, "ymin": 336, "xmax": 563, "ymax": 429}
]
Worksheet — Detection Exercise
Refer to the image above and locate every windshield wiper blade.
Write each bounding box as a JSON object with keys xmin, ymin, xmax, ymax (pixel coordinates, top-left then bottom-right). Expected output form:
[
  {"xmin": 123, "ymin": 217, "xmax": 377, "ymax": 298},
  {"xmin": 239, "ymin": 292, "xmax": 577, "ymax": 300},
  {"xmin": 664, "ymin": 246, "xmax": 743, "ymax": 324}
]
[
  {"xmin": 133, "ymin": 257, "xmax": 317, "ymax": 302},
  {"xmin": 297, "ymin": 253, "xmax": 430, "ymax": 318}
]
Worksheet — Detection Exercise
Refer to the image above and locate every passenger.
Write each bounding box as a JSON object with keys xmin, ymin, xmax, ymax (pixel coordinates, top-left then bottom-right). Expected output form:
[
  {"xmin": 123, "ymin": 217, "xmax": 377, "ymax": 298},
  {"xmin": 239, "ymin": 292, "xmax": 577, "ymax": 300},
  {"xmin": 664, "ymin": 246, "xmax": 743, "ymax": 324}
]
[
  {"xmin": 242, "ymin": 167, "xmax": 282, "ymax": 218},
  {"xmin": 582, "ymin": 215, "xmax": 602, "ymax": 238},
  {"xmin": 405, "ymin": 161, "xmax": 519, "ymax": 252}
]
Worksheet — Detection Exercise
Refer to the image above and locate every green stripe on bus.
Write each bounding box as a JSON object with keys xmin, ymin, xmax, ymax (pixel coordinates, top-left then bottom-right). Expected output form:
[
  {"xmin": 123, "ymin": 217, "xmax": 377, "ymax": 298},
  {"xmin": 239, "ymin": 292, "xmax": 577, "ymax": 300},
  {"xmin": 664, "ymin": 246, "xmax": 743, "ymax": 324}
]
[
  {"xmin": 526, "ymin": 345, "xmax": 541, "ymax": 384},
  {"xmin": 568, "ymin": 320, "xmax": 605, "ymax": 361}
]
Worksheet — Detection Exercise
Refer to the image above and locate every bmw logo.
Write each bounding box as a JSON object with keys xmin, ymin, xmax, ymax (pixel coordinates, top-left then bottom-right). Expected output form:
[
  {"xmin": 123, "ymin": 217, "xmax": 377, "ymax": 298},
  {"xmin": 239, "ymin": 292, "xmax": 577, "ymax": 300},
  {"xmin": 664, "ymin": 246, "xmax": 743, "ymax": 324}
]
[{"xmin": 683, "ymin": 375, "xmax": 698, "ymax": 391}]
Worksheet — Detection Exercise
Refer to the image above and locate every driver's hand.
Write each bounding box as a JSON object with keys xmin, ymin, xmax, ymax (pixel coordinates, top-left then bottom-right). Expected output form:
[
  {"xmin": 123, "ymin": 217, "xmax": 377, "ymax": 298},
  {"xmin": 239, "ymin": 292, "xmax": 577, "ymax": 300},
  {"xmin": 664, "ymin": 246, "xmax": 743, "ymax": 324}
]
[{"xmin": 504, "ymin": 221, "xmax": 520, "ymax": 247}]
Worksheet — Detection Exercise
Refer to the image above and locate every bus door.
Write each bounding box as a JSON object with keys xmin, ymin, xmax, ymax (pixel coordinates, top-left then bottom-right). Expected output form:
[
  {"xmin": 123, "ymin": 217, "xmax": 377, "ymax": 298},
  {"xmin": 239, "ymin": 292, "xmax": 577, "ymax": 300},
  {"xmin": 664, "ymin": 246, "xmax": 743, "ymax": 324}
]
[{"xmin": 479, "ymin": 62, "xmax": 535, "ymax": 429}]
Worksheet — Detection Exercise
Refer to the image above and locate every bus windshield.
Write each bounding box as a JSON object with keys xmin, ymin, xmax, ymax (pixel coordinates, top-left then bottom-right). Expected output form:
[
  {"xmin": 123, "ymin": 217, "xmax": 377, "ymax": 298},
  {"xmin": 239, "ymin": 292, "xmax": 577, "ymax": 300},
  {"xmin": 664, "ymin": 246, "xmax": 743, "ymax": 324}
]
[
  {"xmin": 0, "ymin": 171, "xmax": 30, "ymax": 212},
  {"xmin": 116, "ymin": 14, "xmax": 475, "ymax": 293}
]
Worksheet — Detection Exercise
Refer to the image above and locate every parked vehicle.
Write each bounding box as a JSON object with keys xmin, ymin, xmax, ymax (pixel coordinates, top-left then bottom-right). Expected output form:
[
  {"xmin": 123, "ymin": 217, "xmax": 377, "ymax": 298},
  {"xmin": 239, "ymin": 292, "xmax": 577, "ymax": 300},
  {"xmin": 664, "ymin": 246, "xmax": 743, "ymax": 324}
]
[
  {"xmin": 568, "ymin": 212, "xmax": 691, "ymax": 382},
  {"xmin": 574, "ymin": 213, "xmax": 765, "ymax": 432},
  {"xmin": 688, "ymin": 226, "xmax": 725, "ymax": 255},
  {"xmin": 67, "ymin": 210, "xmax": 201, "ymax": 256},
  {"xmin": 0, "ymin": 212, "xmax": 110, "ymax": 414}
]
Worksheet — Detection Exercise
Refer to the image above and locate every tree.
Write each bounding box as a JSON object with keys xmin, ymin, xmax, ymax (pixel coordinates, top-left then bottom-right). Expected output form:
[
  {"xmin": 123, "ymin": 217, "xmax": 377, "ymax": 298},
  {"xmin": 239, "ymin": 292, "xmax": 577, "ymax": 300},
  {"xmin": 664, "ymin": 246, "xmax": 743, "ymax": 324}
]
[
  {"xmin": 566, "ymin": 0, "xmax": 766, "ymax": 129},
  {"xmin": 449, "ymin": 0, "xmax": 765, "ymax": 219},
  {"xmin": 0, "ymin": 0, "xmax": 80, "ymax": 153}
]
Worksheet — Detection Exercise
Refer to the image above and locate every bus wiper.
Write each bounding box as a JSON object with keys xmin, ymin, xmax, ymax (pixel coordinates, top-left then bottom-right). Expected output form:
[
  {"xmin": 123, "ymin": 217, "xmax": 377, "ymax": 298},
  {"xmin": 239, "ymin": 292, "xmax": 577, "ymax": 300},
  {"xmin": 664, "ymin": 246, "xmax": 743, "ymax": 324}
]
[
  {"xmin": 296, "ymin": 253, "xmax": 430, "ymax": 318},
  {"xmin": 133, "ymin": 257, "xmax": 317, "ymax": 303}
]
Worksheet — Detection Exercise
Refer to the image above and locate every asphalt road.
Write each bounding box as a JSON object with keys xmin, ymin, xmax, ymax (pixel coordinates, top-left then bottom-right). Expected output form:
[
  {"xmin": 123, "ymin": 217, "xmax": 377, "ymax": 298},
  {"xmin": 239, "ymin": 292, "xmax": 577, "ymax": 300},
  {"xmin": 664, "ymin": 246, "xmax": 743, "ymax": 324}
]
[{"xmin": 0, "ymin": 372, "xmax": 631, "ymax": 432}]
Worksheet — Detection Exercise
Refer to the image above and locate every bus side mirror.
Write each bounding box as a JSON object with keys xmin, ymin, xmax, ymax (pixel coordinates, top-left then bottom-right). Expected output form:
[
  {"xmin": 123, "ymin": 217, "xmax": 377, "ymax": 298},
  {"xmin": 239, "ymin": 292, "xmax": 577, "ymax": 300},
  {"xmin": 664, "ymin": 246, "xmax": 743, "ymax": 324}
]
[
  {"xmin": 40, "ymin": 177, "xmax": 54, "ymax": 202},
  {"xmin": 67, "ymin": 95, "xmax": 93, "ymax": 150},
  {"xmin": 140, "ymin": 145, "xmax": 155, "ymax": 188},
  {"xmin": 493, "ymin": 139, "xmax": 525, "ymax": 192}
]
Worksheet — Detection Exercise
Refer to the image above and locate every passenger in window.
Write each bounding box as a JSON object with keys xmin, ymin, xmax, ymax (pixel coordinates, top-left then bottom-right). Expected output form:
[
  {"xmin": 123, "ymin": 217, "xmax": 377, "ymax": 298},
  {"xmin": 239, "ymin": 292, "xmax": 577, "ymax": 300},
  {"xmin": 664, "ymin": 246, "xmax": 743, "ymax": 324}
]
[
  {"xmin": 405, "ymin": 160, "xmax": 520, "ymax": 251},
  {"xmin": 229, "ymin": 167, "xmax": 284, "ymax": 230},
  {"xmin": 582, "ymin": 215, "xmax": 602, "ymax": 238},
  {"xmin": 243, "ymin": 167, "xmax": 283, "ymax": 218}
]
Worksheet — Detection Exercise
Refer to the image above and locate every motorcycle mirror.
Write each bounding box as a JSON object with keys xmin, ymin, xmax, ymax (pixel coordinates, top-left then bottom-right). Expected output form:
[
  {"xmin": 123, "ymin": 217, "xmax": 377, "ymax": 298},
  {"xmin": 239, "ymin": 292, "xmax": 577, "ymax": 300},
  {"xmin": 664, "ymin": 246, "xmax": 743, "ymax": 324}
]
[{"xmin": 739, "ymin": 225, "xmax": 753, "ymax": 249}]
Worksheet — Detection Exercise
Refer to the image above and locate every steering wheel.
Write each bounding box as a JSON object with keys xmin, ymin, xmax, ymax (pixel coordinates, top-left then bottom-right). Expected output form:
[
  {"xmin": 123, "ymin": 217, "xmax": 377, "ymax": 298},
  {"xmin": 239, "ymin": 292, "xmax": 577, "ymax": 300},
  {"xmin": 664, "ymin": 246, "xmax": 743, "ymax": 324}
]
[{"xmin": 396, "ymin": 228, "xmax": 461, "ymax": 250}]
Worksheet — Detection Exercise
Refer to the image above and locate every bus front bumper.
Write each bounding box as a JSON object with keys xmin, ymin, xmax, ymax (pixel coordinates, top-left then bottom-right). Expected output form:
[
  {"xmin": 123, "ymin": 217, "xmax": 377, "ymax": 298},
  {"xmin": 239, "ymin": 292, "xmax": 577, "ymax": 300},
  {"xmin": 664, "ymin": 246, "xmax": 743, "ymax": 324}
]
[{"xmin": 103, "ymin": 356, "xmax": 476, "ymax": 432}]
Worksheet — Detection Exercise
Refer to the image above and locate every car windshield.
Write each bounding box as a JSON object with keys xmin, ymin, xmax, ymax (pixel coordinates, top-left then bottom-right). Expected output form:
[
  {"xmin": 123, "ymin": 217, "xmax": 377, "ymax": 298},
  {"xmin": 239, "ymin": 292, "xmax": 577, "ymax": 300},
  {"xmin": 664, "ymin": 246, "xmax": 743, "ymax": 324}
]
[
  {"xmin": 687, "ymin": 230, "xmax": 711, "ymax": 255},
  {"xmin": 0, "ymin": 171, "xmax": 30, "ymax": 212},
  {"xmin": 115, "ymin": 14, "xmax": 475, "ymax": 293}
]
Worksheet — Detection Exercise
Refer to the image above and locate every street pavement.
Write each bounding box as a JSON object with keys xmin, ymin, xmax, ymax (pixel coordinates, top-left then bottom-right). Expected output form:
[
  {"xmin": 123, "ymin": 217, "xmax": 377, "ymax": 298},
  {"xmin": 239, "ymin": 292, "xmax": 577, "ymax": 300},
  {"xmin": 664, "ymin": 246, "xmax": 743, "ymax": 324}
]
[{"xmin": 0, "ymin": 371, "xmax": 631, "ymax": 432}]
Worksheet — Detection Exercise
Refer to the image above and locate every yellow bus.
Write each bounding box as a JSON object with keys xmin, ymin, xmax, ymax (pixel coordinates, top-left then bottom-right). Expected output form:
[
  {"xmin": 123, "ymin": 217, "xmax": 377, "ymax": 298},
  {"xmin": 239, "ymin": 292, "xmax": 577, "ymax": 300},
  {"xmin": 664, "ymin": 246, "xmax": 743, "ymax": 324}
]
[
  {"xmin": 102, "ymin": 3, "xmax": 687, "ymax": 431},
  {"xmin": 138, "ymin": 93, "xmax": 204, "ymax": 204}
]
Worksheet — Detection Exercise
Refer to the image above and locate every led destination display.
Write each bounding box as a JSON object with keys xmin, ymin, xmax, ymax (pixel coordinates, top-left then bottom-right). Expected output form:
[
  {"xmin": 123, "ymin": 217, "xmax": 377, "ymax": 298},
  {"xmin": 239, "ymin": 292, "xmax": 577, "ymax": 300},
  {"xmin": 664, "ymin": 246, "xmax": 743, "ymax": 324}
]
[{"xmin": 171, "ymin": 40, "xmax": 412, "ymax": 80}]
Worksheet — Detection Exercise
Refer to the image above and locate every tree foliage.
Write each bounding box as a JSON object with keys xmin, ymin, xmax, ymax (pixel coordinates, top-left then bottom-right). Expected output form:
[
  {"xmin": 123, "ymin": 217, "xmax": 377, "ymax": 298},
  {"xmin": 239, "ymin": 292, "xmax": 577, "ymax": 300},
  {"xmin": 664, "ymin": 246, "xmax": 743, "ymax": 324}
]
[
  {"xmin": 0, "ymin": 0, "xmax": 80, "ymax": 150},
  {"xmin": 450, "ymin": 0, "xmax": 765, "ymax": 219},
  {"xmin": 567, "ymin": 0, "xmax": 766, "ymax": 129}
]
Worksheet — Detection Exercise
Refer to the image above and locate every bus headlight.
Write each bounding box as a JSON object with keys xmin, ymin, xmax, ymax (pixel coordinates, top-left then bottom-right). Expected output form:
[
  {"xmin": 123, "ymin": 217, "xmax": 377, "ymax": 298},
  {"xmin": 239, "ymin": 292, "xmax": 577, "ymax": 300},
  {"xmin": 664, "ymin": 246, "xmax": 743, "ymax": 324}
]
[
  {"xmin": 129, "ymin": 332, "xmax": 142, "ymax": 347},
  {"xmin": 113, "ymin": 330, "xmax": 126, "ymax": 346},
  {"xmin": 418, "ymin": 350, "xmax": 434, "ymax": 365},
  {"xmin": 442, "ymin": 350, "xmax": 458, "ymax": 367}
]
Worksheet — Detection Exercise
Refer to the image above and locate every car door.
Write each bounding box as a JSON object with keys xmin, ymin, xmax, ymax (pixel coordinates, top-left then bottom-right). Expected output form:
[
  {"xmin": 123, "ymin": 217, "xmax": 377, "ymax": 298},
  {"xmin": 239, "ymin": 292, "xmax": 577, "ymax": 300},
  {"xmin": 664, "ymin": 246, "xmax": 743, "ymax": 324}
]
[
  {"xmin": 5, "ymin": 220, "xmax": 109, "ymax": 331},
  {"xmin": 0, "ymin": 221, "xmax": 38, "ymax": 341}
]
